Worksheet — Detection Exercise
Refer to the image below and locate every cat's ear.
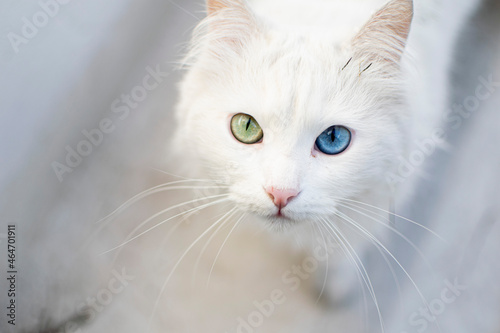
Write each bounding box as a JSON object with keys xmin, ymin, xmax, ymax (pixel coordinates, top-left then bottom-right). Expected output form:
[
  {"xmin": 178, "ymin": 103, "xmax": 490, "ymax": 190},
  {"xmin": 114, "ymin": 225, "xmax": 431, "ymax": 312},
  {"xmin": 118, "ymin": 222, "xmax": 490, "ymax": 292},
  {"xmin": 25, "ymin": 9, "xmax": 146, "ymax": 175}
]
[
  {"xmin": 204, "ymin": 0, "xmax": 256, "ymax": 52},
  {"xmin": 352, "ymin": 0, "xmax": 413, "ymax": 65},
  {"xmin": 206, "ymin": 0, "xmax": 242, "ymax": 16}
]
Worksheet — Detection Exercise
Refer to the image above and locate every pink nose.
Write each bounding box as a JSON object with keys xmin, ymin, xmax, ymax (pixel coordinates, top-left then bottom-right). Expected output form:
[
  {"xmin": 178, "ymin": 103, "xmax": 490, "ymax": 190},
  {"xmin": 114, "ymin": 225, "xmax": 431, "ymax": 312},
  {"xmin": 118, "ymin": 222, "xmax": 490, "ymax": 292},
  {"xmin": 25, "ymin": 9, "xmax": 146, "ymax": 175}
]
[{"xmin": 266, "ymin": 187, "xmax": 299, "ymax": 209}]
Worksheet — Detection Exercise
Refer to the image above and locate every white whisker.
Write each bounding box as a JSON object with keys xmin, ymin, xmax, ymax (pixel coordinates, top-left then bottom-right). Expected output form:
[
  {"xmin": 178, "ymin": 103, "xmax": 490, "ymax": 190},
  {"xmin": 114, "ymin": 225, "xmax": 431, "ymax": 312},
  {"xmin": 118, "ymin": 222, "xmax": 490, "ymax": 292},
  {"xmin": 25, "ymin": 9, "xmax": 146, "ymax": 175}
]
[
  {"xmin": 333, "ymin": 209, "xmax": 442, "ymax": 332},
  {"xmin": 109, "ymin": 195, "xmax": 231, "ymax": 267},
  {"xmin": 312, "ymin": 222, "xmax": 330, "ymax": 305},
  {"xmin": 206, "ymin": 212, "xmax": 246, "ymax": 287},
  {"xmin": 150, "ymin": 168, "xmax": 201, "ymax": 180},
  {"xmin": 147, "ymin": 206, "xmax": 238, "ymax": 332},
  {"xmin": 96, "ymin": 181, "xmax": 228, "ymax": 224},
  {"xmin": 336, "ymin": 201, "xmax": 434, "ymax": 273},
  {"xmin": 336, "ymin": 198, "xmax": 445, "ymax": 241},
  {"xmin": 320, "ymin": 217, "xmax": 385, "ymax": 333},
  {"xmin": 191, "ymin": 209, "xmax": 239, "ymax": 286},
  {"xmin": 99, "ymin": 196, "xmax": 230, "ymax": 256}
]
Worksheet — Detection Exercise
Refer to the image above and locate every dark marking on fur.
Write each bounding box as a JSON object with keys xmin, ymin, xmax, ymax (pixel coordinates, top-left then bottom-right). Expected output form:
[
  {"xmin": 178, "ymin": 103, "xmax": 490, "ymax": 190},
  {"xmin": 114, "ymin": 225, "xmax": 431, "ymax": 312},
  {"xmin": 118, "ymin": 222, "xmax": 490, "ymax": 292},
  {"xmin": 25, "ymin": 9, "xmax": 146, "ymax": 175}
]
[
  {"xmin": 341, "ymin": 57, "xmax": 352, "ymax": 71},
  {"xmin": 361, "ymin": 63, "xmax": 373, "ymax": 73}
]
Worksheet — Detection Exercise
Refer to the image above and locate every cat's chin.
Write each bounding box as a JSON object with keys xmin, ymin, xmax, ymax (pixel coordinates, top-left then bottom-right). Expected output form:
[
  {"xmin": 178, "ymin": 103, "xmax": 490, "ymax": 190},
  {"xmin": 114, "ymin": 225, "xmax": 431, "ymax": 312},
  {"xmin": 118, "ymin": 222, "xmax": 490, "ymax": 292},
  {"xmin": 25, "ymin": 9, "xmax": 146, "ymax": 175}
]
[{"xmin": 254, "ymin": 212, "xmax": 303, "ymax": 231}]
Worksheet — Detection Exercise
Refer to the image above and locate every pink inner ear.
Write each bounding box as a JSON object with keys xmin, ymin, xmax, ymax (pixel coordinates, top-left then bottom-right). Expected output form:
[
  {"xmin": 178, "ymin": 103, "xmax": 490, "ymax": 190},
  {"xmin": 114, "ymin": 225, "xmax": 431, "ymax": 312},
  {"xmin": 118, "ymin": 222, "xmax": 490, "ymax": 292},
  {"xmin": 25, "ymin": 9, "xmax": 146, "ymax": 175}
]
[
  {"xmin": 207, "ymin": 0, "xmax": 246, "ymax": 15},
  {"xmin": 352, "ymin": 0, "xmax": 414, "ymax": 63},
  {"xmin": 206, "ymin": 0, "xmax": 226, "ymax": 15},
  {"xmin": 203, "ymin": 0, "xmax": 256, "ymax": 57}
]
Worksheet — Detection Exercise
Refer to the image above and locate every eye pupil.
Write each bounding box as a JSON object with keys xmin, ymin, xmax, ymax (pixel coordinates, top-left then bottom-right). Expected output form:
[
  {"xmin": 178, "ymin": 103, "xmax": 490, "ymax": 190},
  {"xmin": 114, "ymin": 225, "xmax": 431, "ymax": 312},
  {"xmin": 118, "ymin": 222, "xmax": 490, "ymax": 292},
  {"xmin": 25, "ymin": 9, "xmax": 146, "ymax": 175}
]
[
  {"xmin": 315, "ymin": 125, "xmax": 351, "ymax": 155},
  {"xmin": 231, "ymin": 113, "xmax": 264, "ymax": 144}
]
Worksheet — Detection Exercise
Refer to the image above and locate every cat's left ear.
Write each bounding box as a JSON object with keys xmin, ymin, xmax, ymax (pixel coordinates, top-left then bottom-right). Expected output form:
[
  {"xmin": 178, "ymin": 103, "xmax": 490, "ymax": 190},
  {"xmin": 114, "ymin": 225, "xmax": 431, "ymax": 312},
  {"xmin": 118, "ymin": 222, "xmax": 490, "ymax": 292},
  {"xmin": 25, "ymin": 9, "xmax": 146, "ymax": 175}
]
[{"xmin": 352, "ymin": 0, "xmax": 413, "ymax": 65}]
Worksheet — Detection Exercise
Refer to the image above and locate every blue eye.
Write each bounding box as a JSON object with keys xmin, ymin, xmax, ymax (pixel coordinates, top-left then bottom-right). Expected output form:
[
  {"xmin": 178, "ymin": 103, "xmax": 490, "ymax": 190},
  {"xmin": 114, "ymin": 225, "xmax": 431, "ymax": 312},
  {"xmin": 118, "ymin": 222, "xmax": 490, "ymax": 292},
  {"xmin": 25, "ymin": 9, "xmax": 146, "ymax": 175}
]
[{"xmin": 315, "ymin": 126, "xmax": 352, "ymax": 155}]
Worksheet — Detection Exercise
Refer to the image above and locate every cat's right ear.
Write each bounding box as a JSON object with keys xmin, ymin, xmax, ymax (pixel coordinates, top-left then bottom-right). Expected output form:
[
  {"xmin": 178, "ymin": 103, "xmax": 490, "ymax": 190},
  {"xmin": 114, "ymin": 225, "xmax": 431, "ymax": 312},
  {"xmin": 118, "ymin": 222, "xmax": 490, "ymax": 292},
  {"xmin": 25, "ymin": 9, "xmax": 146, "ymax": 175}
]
[{"xmin": 204, "ymin": 0, "xmax": 256, "ymax": 53}]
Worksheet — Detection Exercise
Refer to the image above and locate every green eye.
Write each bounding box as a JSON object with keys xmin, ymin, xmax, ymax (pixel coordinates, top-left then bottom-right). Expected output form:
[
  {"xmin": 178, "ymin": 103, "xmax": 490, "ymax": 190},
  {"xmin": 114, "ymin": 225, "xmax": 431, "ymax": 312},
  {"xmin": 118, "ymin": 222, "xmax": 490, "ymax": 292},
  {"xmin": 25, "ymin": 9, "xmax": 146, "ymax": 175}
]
[{"xmin": 230, "ymin": 113, "xmax": 263, "ymax": 144}]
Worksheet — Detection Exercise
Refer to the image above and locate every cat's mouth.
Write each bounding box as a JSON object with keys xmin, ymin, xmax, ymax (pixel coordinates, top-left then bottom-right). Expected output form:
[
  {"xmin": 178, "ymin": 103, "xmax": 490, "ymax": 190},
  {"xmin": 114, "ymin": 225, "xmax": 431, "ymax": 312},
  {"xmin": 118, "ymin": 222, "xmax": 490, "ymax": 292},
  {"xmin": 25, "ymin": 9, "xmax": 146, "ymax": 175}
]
[
  {"xmin": 249, "ymin": 205, "xmax": 310, "ymax": 228},
  {"xmin": 274, "ymin": 210, "xmax": 289, "ymax": 220},
  {"xmin": 264, "ymin": 208, "xmax": 297, "ymax": 224}
]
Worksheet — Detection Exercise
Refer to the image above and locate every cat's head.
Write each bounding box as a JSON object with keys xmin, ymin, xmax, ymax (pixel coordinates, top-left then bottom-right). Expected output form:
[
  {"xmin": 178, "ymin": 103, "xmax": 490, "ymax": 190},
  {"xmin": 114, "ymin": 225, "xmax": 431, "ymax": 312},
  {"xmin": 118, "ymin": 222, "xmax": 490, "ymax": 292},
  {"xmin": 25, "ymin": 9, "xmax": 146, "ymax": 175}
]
[{"xmin": 174, "ymin": 0, "xmax": 413, "ymax": 226}]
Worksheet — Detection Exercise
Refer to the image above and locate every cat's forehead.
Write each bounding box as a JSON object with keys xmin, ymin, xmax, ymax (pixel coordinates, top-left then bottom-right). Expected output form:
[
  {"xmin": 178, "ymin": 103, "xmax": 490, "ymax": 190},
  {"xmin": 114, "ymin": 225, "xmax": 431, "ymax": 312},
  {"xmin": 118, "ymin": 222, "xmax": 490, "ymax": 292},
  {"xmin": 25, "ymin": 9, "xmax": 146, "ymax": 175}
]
[
  {"xmin": 246, "ymin": 33, "xmax": 341, "ymax": 78},
  {"xmin": 206, "ymin": 31, "xmax": 396, "ymax": 137},
  {"xmin": 226, "ymin": 42, "xmax": 361, "ymax": 129}
]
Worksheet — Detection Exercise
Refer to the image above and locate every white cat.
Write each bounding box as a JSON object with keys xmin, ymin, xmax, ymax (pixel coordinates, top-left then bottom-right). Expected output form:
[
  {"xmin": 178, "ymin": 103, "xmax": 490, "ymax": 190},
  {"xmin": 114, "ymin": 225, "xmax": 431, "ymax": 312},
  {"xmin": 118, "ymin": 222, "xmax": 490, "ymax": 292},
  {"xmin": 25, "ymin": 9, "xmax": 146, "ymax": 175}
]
[
  {"xmin": 3, "ymin": 0, "xmax": 494, "ymax": 332},
  {"xmin": 168, "ymin": 0, "xmax": 482, "ymax": 331}
]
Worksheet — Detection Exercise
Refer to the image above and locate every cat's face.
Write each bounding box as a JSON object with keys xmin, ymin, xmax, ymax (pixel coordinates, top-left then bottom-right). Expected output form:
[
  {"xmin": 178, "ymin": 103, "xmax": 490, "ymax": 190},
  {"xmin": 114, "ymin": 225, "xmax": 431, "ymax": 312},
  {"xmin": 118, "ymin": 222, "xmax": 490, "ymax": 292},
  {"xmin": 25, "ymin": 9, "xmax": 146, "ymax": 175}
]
[{"xmin": 175, "ymin": 0, "xmax": 413, "ymax": 226}]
